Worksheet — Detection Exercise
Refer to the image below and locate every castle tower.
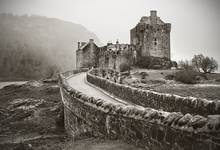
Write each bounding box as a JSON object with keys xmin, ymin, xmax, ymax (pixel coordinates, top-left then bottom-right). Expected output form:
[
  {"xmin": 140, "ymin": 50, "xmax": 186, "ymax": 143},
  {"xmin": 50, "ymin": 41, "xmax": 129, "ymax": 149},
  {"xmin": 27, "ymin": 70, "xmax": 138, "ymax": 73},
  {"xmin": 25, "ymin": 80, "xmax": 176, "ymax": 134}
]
[{"xmin": 130, "ymin": 10, "xmax": 171, "ymax": 60}]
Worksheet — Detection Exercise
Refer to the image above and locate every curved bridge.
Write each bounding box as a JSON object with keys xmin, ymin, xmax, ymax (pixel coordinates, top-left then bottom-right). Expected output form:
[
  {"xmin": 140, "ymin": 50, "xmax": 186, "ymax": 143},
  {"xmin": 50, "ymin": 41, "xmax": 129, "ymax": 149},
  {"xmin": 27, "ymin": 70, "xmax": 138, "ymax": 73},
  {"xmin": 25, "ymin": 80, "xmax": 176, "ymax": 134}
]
[
  {"xmin": 59, "ymin": 69, "xmax": 220, "ymax": 150},
  {"xmin": 66, "ymin": 72, "xmax": 130, "ymax": 105}
]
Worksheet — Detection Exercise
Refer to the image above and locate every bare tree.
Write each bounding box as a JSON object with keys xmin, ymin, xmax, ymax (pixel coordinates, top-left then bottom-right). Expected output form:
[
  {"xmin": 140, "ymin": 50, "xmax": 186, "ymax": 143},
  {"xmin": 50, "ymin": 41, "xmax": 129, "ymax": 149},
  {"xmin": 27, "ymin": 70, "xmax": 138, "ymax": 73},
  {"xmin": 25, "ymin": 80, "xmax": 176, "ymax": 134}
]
[
  {"xmin": 178, "ymin": 60, "xmax": 193, "ymax": 70},
  {"xmin": 200, "ymin": 57, "xmax": 218, "ymax": 73},
  {"xmin": 192, "ymin": 54, "xmax": 218, "ymax": 73},
  {"xmin": 192, "ymin": 54, "xmax": 204, "ymax": 72}
]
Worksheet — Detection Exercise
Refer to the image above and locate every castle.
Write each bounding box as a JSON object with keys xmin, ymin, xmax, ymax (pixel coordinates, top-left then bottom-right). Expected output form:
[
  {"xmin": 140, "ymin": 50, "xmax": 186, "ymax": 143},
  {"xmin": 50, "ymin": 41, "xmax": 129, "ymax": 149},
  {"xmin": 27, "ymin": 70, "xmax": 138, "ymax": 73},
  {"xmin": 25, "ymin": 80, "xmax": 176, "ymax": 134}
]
[{"xmin": 76, "ymin": 10, "xmax": 171, "ymax": 70}]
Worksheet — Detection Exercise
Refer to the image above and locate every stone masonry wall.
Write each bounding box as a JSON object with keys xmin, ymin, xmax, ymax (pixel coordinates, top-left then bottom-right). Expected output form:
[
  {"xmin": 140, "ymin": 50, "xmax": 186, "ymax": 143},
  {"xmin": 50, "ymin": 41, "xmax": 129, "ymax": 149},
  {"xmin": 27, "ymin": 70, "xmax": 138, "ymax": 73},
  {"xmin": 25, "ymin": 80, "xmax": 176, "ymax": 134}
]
[
  {"xmin": 131, "ymin": 23, "xmax": 171, "ymax": 60},
  {"xmin": 98, "ymin": 45, "xmax": 134, "ymax": 71},
  {"xmin": 87, "ymin": 69, "xmax": 220, "ymax": 117},
  {"xmin": 76, "ymin": 41, "xmax": 99, "ymax": 68},
  {"xmin": 59, "ymin": 70, "xmax": 220, "ymax": 150}
]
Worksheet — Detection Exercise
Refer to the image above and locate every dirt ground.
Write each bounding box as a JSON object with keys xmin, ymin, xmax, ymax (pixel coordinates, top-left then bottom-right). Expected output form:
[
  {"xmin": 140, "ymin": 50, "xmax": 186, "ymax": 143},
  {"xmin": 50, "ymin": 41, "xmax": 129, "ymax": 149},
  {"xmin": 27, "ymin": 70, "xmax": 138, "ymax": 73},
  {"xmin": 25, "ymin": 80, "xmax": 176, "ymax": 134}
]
[
  {"xmin": 0, "ymin": 81, "xmax": 69, "ymax": 150},
  {"xmin": 63, "ymin": 138, "xmax": 144, "ymax": 150},
  {"xmin": 0, "ymin": 81, "xmax": 144, "ymax": 150}
]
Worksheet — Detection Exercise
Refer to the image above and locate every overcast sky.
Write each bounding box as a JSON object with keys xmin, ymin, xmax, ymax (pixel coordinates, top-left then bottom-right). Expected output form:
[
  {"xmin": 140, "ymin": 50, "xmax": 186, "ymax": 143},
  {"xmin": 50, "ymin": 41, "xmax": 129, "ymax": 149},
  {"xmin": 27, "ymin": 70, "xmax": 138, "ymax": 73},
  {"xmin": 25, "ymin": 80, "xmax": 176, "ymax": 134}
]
[{"xmin": 0, "ymin": 0, "xmax": 220, "ymax": 70}]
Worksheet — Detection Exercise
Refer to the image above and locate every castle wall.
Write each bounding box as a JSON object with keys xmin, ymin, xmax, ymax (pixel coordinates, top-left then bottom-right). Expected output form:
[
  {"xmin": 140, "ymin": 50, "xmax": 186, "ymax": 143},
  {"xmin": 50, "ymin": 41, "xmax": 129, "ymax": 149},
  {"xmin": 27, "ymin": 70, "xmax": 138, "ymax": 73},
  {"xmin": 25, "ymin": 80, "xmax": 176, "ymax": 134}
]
[{"xmin": 98, "ymin": 47, "xmax": 134, "ymax": 71}]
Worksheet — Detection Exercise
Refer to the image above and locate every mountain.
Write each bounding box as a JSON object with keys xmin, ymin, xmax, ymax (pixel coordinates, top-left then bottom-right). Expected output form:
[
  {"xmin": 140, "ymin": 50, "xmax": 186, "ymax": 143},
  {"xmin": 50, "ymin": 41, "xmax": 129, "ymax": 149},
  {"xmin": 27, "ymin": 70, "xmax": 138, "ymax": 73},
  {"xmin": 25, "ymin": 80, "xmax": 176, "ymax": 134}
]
[{"xmin": 0, "ymin": 13, "xmax": 101, "ymax": 80}]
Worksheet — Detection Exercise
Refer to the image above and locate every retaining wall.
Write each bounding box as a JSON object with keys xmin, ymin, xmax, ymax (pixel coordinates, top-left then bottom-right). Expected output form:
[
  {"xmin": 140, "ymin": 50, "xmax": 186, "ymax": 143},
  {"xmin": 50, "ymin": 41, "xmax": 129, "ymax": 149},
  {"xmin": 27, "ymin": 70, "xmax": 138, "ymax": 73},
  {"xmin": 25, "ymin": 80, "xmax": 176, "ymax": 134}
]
[
  {"xmin": 87, "ymin": 68, "xmax": 220, "ymax": 116},
  {"xmin": 59, "ymin": 70, "xmax": 220, "ymax": 150}
]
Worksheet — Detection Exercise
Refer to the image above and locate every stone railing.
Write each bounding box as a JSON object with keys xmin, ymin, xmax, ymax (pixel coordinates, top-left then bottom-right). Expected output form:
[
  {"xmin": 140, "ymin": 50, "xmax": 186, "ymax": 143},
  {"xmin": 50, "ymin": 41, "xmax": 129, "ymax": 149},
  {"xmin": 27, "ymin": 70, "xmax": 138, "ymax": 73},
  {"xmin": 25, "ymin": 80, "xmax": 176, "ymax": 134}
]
[
  {"xmin": 87, "ymin": 68, "xmax": 220, "ymax": 117},
  {"xmin": 59, "ymin": 69, "xmax": 220, "ymax": 150},
  {"xmin": 61, "ymin": 68, "xmax": 89, "ymax": 78}
]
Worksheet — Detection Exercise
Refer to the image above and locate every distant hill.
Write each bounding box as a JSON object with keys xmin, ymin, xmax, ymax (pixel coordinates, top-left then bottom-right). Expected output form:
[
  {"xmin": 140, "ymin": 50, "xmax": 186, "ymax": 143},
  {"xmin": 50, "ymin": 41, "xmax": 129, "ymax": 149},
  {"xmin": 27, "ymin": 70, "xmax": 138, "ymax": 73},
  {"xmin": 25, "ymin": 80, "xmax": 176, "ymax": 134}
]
[{"xmin": 0, "ymin": 14, "xmax": 101, "ymax": 80}]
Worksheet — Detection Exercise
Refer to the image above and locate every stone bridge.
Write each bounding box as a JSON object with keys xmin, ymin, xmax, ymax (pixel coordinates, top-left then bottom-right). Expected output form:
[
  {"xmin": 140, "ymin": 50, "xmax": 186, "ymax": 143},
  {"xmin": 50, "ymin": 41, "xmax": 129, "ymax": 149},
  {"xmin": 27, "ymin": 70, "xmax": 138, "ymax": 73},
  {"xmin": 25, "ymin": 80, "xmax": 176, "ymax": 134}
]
[{"xmin": 59, "ymin": 69, "xmax": 220, "ymax": 150}]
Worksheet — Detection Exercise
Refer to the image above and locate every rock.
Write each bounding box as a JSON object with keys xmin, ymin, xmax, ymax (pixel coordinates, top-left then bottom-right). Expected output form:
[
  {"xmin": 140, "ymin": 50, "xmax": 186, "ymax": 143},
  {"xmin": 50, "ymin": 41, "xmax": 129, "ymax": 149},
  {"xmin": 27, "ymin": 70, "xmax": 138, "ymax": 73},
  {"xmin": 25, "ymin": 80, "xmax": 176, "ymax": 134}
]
[
  {"xmin": 177, "ymin": 113, "xmax": 193, "ymax": 126},
  {"xmin": 164, "ymin": 112, "xmax": 182, "ymax": 125},
  {"xmin": 188, "ymin": 115, "xmax": 207, "ymax": 129},
  {"xmin": 26, "ymin": 80, "xmax": 43, "ymax": 87},
  {"xmin": 207, "ymin": 115, "xmax": 220, "ymax": 130}
]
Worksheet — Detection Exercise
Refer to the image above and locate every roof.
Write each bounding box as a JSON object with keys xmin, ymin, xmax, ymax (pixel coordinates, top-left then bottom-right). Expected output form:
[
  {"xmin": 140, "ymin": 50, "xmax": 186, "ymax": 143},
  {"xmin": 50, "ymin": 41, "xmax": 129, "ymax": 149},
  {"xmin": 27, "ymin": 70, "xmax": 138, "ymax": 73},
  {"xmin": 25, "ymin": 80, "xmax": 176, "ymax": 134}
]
[
  {"xmin": 80, "ymin": 42, "xmax": 89, "ymax": 50},
  {"xmin": 140, "ymin": 16, "xmax": 165, "ymax": 25},
  {"xmin": 77, "ymin": 41, "xmax": 100, "ymax": 52}
]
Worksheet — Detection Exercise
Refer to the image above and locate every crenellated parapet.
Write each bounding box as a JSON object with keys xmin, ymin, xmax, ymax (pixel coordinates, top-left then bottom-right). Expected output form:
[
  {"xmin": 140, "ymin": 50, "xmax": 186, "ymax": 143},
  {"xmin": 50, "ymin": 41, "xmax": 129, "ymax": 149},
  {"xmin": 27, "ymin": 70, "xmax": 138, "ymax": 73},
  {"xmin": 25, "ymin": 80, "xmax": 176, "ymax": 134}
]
[{"xmin": 98, "ymin": 43, "xmax": 135, "ymax": 70}]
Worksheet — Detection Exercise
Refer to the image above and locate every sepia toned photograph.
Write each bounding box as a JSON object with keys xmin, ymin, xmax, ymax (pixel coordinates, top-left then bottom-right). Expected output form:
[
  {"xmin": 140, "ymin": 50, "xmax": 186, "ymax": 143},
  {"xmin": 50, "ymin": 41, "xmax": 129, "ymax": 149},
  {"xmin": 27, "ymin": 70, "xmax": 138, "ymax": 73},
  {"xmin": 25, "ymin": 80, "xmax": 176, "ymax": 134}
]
[{"xmin": 0, "ymin": 0, "xmax": 220, "ymax": 149}]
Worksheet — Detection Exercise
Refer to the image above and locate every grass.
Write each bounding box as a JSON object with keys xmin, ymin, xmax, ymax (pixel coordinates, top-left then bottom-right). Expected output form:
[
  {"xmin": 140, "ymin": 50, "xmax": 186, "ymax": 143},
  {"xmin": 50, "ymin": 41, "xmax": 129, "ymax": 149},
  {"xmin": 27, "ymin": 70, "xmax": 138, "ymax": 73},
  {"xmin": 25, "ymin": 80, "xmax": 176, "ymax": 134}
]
[
  {"xmin": 151, "ymin": 84, "xmax": 220, "ymax": 100},
  {"xmin": 127, "ymin": 69, "xmax": 220, "ymax": 100}
]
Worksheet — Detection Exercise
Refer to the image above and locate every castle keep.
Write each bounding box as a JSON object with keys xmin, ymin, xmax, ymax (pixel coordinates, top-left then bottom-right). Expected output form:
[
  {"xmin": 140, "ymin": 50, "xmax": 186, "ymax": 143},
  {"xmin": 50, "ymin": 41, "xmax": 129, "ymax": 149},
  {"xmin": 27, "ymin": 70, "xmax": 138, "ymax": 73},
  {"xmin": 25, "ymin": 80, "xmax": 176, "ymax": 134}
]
[
  {"xmin": 76, "ymin": 10, "xmax": 171, "ymax": 70},
  {"xmin": 130, "ymin": 10, "xmax": 171, "ymax": 59}
]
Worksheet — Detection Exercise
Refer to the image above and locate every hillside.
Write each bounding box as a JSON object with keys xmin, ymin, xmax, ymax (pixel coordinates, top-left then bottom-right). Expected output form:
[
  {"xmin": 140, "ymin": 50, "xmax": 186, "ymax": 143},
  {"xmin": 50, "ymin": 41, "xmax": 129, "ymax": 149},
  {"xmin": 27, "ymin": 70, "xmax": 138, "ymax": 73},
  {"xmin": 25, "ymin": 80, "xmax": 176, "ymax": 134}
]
[{"xmin": 0, "ymin": 14, "xmax": 101, "ymax": 80}]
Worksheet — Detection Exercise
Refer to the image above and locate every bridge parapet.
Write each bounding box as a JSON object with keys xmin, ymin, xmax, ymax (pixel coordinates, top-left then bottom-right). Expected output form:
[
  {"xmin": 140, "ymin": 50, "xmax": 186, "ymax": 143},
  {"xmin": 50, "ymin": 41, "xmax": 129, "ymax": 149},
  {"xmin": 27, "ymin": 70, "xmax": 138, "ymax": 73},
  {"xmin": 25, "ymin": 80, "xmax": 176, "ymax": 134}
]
[
  {"xmin": 59, "ymin": 69, "xmax": 220, "ymax": 149},
  {"xmin": 87, "ymin": 68, "xmax": 220, "ymax": 117}
]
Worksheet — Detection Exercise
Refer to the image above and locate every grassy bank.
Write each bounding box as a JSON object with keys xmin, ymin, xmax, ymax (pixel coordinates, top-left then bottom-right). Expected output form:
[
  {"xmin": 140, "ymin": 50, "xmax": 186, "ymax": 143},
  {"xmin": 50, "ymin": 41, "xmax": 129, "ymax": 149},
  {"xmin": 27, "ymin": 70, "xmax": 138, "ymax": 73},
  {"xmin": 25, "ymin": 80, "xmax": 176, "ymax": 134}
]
[{"xmin": 126, "ymin": 69, "xmax": 220, "ymax": 100}]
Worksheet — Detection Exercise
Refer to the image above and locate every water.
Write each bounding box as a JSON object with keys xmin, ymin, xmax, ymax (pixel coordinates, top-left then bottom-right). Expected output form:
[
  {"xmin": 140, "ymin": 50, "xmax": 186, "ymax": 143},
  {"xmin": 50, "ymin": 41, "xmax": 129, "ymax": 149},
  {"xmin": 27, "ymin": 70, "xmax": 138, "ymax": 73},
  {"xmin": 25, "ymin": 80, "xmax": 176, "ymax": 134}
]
[{"xmin": 0, "ymin": 81, "xmax": 27, "ymax": 89}]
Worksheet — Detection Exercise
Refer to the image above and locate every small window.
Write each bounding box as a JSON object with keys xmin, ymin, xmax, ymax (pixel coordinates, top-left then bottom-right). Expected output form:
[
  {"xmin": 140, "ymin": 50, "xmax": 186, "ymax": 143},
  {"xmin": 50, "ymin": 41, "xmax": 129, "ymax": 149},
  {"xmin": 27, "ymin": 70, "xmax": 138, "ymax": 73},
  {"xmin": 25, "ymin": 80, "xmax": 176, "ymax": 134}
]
[{"xmin": 154, "ymin": 38, "xmax": 157, "ymax": 46}]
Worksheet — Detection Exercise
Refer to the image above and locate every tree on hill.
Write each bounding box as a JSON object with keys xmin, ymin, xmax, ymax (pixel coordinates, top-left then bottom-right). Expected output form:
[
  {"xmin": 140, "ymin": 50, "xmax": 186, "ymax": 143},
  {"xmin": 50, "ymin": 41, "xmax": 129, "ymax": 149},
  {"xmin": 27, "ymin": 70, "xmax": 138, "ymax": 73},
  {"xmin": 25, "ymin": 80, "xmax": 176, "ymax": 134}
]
[
  {"xmin": 192, "ymin": 54, "xmax": 218, "ymax": 73},
  {"xmin": 192, "ymin": 54, "xmax": 204, "ymax": 72},
  {"xmin": 178, "ymin": 60, "xmax": 193, "ymax": 70}
]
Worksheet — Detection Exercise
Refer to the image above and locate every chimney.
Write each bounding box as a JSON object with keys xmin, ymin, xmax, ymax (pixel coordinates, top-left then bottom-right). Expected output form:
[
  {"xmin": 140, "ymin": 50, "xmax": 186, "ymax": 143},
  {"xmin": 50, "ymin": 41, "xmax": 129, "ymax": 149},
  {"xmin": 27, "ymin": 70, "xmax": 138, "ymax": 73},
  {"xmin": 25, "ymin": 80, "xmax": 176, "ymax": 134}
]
[
  {"xmin": 89, "ymin": 39, "xmax": 94, "ymax": 43},
  {"xmin": 150, "ymin": 10, "xmax": 157, "ymax": 24},
  {"xmin": 77, "ymin": 42, "xmax": 80, "ymax": 49}
]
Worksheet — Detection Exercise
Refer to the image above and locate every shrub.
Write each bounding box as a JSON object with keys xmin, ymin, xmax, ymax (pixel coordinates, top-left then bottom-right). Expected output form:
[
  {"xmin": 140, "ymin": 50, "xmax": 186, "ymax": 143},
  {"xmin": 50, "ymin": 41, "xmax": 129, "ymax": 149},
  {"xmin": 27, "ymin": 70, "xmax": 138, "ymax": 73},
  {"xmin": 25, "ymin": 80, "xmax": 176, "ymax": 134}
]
[
  {"xmin": 119, "ymin": 63, "xmax": 130, "ymax": 72},
  {"xmin": 139, "ymin": 72, "xmax": 148, "ymax": 79},
  {"xmin": 171, "ymin": 61, "xmax": 178, "ymax": 68},
  {"xmin": 151, "ymin": 64, "xmax": 162, "ymax": 69},
  {"xmin": 178, "ymin": 60, "xmax": 193, "ymax": 70},
  {"xmin": 165, "ymin": 74, "xmax": 175, "ymax": 80},
  {"xmin": 174, "ymin": 70, "xmax": 197, "ymax": 84},
  {"xmin": 136, "ymin": 56, "xmax": 152, "ymax": 68},
  {"xmin": 216, "ymin": 78, "xmax": 220, "ymax": 83},
  {"xmin": 140, "ymin": 79, "xmax": 148, "ymax": 84}
]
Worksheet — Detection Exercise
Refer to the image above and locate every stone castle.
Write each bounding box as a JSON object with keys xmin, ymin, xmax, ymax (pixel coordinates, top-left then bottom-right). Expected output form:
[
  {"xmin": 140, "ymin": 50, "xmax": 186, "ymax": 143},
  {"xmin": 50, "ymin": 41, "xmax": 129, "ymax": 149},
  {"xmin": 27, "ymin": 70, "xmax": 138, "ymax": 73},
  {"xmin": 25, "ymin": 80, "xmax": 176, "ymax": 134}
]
[{"xmin": 76, "ymin": 10, "xmax": 171, "ymax": 70}]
